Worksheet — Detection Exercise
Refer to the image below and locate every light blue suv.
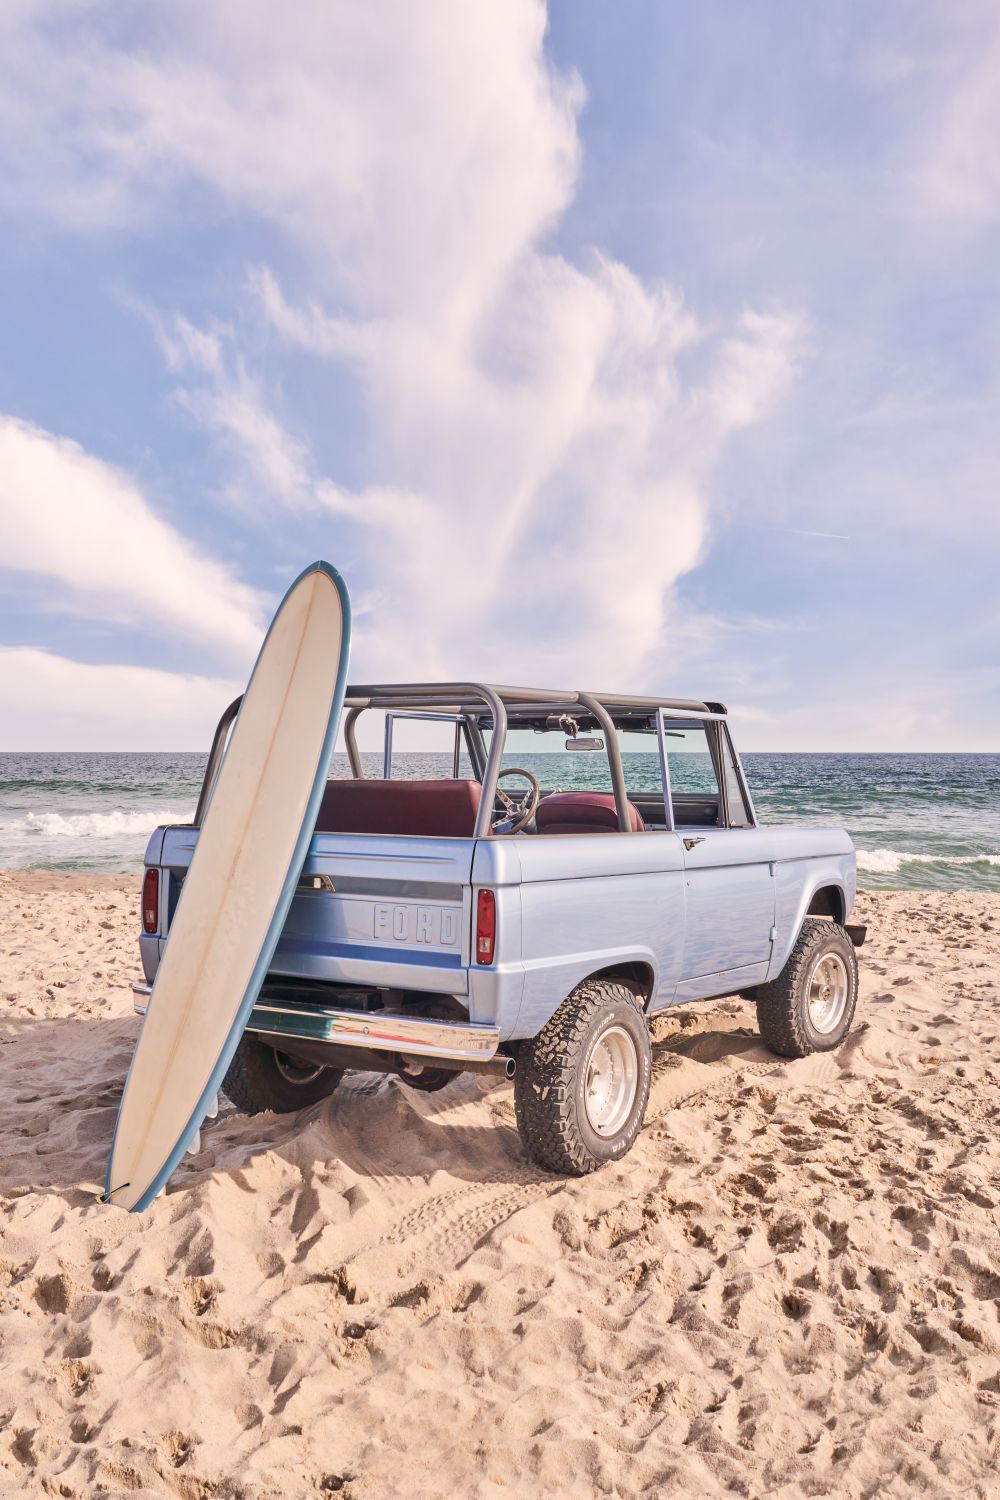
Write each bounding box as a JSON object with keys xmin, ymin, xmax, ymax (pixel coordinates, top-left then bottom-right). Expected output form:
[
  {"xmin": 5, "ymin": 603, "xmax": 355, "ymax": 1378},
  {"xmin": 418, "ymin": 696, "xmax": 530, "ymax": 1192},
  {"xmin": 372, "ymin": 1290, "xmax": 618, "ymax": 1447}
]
[{"xmin": 134, "ymin": 681, "xmax": 863, "ymax": 1175}]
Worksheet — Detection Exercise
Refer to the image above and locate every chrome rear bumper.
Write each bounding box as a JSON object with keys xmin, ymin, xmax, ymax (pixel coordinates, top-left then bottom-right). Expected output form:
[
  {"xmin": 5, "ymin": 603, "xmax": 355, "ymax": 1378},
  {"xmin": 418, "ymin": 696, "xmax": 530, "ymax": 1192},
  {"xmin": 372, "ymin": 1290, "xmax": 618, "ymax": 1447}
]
[{"xmin": 130, "ymin": 981, "xmax": 501, "ymax": 1064}]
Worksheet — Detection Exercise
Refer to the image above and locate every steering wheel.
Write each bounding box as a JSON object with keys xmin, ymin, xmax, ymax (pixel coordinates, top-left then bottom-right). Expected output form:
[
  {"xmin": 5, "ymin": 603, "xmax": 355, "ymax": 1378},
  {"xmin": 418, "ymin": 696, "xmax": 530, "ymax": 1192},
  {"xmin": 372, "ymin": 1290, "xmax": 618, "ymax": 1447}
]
[{"xmin": 492, "ymin": 768, "xmax": 541, "ymax": 834}]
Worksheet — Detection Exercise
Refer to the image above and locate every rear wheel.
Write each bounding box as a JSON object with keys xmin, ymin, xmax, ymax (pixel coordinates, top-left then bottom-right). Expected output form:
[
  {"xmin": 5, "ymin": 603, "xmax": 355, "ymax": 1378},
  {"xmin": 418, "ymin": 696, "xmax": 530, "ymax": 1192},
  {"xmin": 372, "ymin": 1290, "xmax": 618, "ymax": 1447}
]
[
  {"xmin": 222, "ymin": 1032, "xmax": 343, "ymax": 1114},
  {"xmin": 754, "ymin": 918, "xmax": 858, "ymax": 1058},
  {"xmin": 513, "ymin": 980, "xmax": 652, "ymax": 1175}
]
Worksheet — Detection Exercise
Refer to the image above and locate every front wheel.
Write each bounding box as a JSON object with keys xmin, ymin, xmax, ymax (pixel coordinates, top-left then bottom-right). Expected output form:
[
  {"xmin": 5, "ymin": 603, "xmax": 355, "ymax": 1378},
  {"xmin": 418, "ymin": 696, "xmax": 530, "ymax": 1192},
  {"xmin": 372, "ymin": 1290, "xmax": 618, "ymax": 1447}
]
[
  {"xmin": 754, "ymin": 917, "xmax": 858, "ymax": 1058},
  {"xmin": 222, "ymin": 1032, "xmax": 343, "ymax": 1114},
  {"xmin": 513, "ymin": 980, "xmax": 652, "ymax": 1175}
]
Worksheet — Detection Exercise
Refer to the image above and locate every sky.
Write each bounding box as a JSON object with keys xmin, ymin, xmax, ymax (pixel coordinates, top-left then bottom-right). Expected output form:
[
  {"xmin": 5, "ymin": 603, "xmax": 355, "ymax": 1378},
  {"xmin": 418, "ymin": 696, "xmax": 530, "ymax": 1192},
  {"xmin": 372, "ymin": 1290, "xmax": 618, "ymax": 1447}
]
[{"xmin": 0, "ymin": 0, "xmax": 997, "ymax": 752}]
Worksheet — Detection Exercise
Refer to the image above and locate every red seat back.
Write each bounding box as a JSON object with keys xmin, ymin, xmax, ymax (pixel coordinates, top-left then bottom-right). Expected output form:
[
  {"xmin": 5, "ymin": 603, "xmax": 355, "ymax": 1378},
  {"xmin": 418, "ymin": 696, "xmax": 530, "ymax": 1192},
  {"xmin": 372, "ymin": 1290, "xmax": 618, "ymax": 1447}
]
[
  {"xmin": 535, "ymin": 790, "xmax": 645, "ymax": 835},
  {"xmin": 316, "ymin": 779, "xmax": 482, "ymax": 838}
]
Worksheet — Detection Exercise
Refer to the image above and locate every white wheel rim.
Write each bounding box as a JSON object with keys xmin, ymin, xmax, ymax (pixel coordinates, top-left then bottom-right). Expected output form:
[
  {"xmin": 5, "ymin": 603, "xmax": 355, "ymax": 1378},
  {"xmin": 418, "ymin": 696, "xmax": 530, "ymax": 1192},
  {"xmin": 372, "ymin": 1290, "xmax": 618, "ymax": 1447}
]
[
  {"xmin": 807, "ymin": 953, "xmax": 850, "ymax": 1034},
  {"xmin": 584, "ymin": 1025, "xmax": 638, "ymax": 1136}
]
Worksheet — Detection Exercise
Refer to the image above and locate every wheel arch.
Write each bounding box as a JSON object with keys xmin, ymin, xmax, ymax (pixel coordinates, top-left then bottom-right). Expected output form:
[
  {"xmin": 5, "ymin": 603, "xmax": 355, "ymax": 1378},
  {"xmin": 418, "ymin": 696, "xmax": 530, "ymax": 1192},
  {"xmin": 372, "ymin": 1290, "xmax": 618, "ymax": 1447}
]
[
  {"xmin": 575, "ymin": 961, "xmax": 655, "ymax": 1009},
  {"xmin": 806, "ymin": 884, "xmax": 846, "ymax": 924},
  {"xmin": 767, "ymin": 861, "xmax": 853, "ymax": 983}
]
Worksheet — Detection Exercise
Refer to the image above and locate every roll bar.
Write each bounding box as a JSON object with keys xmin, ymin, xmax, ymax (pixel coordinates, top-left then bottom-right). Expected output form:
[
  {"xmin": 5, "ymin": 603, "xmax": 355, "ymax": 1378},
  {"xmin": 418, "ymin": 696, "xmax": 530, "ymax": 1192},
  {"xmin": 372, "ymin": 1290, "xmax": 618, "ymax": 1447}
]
[
  {"xmin": 193, "ymin": 681, "xmax": 728, "ymax": 836},
  {"xmin": 193, "ymin": 696, "xmax": 242, "ymax": 827}
]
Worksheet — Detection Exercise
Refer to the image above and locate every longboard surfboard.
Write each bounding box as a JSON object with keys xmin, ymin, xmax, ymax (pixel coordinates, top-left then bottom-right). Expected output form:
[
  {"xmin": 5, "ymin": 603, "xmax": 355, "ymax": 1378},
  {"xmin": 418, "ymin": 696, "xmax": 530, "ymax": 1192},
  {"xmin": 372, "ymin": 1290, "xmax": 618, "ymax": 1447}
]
[{"xmin": 105, "ymin": 561, "xmax": 351, "ymax": 1212}]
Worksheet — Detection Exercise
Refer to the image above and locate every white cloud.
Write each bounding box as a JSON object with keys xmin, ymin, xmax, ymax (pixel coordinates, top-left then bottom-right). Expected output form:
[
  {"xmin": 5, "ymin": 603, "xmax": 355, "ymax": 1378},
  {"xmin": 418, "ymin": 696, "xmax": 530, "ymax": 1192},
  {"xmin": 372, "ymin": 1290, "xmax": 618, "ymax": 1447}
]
[
  {"xmin": 907, "ymin": 26, "xmax": 1000, "ymax": 220},
  {"xmin": 0, "ymin": 2, "xmax": 803, "ymax": 694},
  {"xmin": 222, "ymin": 270, "xmax": 789, "ymax": 687},
  {"xmin": 0, "ymin": 416, "xmax": 265, "ymax": 665},
  {"xmin": 0, "ymin": 647, "xmax": 241, "ymax": 751},
  {"xmin": 260, "ymin": 263, "xmax": 802, "ymax": 685},
  {"xmin": 733, "ymin": 668, "xmax": 1000, "ymax": 754},
  {"xmin": 0, "ymin": 2, "xmax": 582, "ymax": 326}
]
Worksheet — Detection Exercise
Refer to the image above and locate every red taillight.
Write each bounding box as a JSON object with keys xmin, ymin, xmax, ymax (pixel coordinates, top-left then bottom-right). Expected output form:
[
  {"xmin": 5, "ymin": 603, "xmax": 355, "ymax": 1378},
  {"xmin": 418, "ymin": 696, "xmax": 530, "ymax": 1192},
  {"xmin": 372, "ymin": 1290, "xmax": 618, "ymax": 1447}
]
[
  {"xmin": 476, "ymin": 889, "xmax": 496, "ymax": 965},
  {"xmin": 142, "ymin": 869, "xmax": 160, "ymax": 934}
]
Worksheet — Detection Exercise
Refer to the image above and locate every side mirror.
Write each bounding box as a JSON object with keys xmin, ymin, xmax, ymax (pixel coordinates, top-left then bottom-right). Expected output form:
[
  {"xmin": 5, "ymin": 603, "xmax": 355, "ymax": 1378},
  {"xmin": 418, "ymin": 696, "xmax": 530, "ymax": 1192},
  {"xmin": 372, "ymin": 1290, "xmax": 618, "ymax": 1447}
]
[{"xmin": 565, "ymin": 737, "xmax": 604, "ymax": 751}]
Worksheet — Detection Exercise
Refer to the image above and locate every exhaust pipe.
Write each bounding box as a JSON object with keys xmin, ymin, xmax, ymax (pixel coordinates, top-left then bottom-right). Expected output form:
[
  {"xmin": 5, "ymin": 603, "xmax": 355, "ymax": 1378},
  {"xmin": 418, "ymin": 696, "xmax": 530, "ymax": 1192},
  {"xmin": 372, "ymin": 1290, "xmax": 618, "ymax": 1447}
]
[{"xmin": 453, "ymin": 1054, "xmax": 516, "ymax": 1079}]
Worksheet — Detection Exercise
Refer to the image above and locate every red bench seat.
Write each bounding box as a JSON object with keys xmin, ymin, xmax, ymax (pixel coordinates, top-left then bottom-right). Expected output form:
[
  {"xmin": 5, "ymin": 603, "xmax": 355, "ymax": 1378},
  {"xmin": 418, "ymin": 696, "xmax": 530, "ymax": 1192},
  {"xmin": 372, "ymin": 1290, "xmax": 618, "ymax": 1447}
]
[
  {"xmin": 534, "ymin": 791, "xmax": 645, "ymax": 834},
  {"xmin": 315, "ymin": 778, "xmax": 482, "ymax": 839}
]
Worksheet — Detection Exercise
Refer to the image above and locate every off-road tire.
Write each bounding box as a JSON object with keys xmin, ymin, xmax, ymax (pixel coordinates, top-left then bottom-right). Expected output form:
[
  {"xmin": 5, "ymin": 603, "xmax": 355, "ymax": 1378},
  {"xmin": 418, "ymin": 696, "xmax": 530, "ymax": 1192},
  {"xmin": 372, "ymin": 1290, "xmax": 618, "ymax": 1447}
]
[
  {"xmin": 513, "ymin": 980, "xmax": 652, "ymax": 1175},
  {"xmin": 222, "ymin": 1032, "xmax": 343, "ymax": 1114},
  {"xmin": 755, "ymin": 917, "xmax": 858, "ymax": 1059}
]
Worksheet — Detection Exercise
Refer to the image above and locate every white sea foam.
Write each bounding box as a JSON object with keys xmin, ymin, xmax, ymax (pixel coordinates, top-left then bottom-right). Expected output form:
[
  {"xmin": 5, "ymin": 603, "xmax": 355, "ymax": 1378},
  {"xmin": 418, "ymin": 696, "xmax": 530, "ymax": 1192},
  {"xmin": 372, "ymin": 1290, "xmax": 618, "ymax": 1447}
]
[
  {"xmin": 856, "ymin": 847, "xmax": 1000, "ymax": 874},
  {"xmin": 4, "ymin": 809, "xmax": 186, "ymax": 840}
]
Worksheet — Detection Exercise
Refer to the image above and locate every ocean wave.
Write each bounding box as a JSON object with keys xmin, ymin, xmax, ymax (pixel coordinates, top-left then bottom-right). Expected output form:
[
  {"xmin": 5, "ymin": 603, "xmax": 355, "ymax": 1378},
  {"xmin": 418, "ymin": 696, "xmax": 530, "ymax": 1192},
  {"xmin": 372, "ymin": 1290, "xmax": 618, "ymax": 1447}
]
[
  {"xmin": 2, "ymin": 810, "xmax": 187, "ymax": 840},
  {"xmin": 856, "ymin": 847, "xmax": 1000, "ymax": 874}
]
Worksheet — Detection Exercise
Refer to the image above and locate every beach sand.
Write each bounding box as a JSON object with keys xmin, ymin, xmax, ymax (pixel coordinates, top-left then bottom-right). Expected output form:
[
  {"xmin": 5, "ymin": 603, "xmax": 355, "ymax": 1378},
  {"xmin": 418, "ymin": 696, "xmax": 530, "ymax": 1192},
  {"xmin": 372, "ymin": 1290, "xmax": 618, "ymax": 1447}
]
[{"xmin": 1, "ymin": 874, "xmax": 1000, "ymax": 1498}]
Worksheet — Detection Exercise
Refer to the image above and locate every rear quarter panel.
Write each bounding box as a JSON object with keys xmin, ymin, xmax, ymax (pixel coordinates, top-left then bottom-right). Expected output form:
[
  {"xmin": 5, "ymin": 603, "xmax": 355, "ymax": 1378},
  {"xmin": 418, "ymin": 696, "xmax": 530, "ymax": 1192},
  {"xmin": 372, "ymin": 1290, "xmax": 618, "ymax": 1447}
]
[{"xmin": 478, "ymin": 833, "xmax": 685, "ymax": 1040}]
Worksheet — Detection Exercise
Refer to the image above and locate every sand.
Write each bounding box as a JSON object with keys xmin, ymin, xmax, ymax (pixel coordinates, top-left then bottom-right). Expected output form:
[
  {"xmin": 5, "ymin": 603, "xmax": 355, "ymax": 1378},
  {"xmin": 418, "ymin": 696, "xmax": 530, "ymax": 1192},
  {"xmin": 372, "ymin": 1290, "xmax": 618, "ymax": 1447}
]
[{"xmin": 1, "ymin": 875, "xmax": 1000, "ymax": 1498}]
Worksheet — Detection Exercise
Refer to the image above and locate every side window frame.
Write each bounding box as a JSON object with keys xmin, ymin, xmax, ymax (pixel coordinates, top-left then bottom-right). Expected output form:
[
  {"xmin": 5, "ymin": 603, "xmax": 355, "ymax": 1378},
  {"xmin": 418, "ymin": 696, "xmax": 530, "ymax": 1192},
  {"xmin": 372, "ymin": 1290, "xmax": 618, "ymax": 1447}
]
[
  {"xmin": 655, "ymin": 709, "xmax": 677, "ymax": 832},
  {"xmin": 382, "ymin": 712, "xmax": 481, "ymax": 781},
  {"xmin": 706, "ymin": 721, "xmax": 730, "ymax": 826},
  {"xmin": 658, "ymin": 711, "xmax": 723, "ymax": 823},
  {"xmin": 720, "ymin": 723, "xmax": 757, "ymax": 828},
  {"xmin": 657, "ymin": 708, "xmax": 749, "ymax": 830}
]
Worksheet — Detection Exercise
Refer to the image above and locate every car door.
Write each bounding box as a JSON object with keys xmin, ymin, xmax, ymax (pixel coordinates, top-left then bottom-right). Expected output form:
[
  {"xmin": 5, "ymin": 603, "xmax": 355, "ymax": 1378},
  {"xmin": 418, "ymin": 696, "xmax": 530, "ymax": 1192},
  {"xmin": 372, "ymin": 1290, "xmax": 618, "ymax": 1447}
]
[
  {"xmin": 679, "ymin": 830, "xmax": 775, "ymax": 977},
  {"xmin": 664, "ymin": 719, "xmax": 775, "ymax": 980}
]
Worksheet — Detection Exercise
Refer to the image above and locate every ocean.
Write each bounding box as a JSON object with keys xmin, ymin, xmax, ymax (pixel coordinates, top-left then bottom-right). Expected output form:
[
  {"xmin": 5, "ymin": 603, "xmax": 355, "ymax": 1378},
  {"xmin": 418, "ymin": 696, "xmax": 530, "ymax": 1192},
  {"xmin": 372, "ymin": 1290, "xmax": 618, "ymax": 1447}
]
[{"xmin": 0, "ymin": 750, "xmax": 997, "ymax": 892}]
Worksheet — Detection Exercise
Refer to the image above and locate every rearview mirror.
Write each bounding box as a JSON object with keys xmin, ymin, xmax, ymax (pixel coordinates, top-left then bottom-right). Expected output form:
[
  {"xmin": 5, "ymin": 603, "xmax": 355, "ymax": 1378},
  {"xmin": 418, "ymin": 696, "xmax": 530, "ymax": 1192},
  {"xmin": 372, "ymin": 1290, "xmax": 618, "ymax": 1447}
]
[{"xmin": 565, "ymin": 737, "xmax": 604, "ymax": 751}]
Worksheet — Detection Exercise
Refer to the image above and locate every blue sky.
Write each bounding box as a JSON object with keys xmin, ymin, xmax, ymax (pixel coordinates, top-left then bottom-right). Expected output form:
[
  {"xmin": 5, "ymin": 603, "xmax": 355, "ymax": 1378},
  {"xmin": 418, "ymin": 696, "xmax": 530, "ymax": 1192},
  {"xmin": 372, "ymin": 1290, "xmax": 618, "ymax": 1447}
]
[{"xmin": 0, "ymin": 1, "xmax": 997, "ymax": 750}]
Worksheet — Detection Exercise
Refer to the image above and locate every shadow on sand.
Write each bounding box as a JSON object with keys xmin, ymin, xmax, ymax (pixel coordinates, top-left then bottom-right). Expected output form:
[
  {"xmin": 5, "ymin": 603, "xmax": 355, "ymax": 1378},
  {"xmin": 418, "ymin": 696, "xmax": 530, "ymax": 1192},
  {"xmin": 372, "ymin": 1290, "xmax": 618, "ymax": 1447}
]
[{"xmin": 0, "ymin": 1006, "xmax": 765, "ymax": 1208}]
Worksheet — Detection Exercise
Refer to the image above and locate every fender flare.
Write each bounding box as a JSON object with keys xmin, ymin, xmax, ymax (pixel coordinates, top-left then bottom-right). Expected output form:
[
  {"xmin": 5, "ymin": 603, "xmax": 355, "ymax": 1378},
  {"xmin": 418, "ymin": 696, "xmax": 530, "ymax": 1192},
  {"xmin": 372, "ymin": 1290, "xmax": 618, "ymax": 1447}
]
[{"xmin": 766, "ymin": 862, "xmax": 853, "ymax": 981}]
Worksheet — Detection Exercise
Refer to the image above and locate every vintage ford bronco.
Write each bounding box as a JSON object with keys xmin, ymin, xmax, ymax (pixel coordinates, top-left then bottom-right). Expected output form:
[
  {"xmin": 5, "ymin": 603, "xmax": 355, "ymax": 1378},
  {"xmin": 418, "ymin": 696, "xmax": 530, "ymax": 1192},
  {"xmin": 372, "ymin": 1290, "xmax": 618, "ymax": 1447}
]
[{"xmin": 133, "ymin": 683, "xmax": 863, "ymax": 1174}]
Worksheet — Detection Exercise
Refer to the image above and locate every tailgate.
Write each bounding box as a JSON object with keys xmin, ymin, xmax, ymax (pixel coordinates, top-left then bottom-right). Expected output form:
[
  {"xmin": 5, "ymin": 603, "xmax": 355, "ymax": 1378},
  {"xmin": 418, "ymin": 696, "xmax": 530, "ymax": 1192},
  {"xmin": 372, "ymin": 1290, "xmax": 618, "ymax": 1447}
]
[{"xmin": 271, "ymin": 831, "xmax": 475, "ymax": 993}]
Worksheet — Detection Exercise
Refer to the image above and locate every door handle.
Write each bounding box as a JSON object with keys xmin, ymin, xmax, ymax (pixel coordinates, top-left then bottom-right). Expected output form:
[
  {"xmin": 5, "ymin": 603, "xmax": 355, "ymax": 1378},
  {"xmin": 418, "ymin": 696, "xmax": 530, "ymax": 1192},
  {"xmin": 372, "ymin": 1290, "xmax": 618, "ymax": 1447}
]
[{"xmin": 683, "ymin": 837, "xmax": 705, "ymax": 851}]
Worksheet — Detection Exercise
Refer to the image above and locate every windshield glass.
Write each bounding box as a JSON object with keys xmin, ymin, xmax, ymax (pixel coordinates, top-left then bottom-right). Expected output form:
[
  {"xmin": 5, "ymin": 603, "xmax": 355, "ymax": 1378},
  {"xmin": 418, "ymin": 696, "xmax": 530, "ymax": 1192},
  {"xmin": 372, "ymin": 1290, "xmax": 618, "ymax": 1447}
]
[{"xmin": 483, "ymin": 725, "xmax": 664, "ymax": 797}]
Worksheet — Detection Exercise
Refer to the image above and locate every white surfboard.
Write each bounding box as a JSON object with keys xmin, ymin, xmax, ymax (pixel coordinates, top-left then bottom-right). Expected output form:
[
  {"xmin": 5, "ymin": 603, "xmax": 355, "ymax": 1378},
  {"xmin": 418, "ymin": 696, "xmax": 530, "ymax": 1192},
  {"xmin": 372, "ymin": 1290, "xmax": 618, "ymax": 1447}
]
[{"xmin": 105, "ymin": 561, "xmax": 351, "ymax": 1212}]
